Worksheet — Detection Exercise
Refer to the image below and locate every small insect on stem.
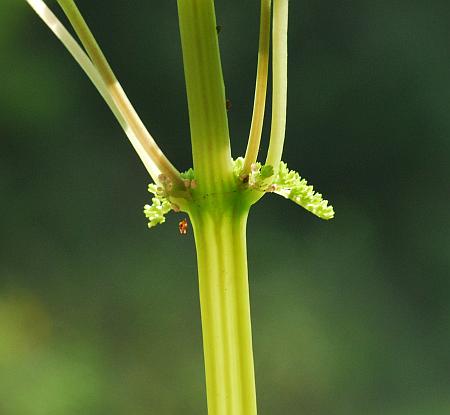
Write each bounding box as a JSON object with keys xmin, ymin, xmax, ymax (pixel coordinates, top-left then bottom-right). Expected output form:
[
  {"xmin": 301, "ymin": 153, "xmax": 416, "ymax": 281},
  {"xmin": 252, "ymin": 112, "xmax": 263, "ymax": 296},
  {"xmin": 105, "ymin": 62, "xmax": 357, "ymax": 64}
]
[
  {"xmin": 226, "ymin": 99, "xmax": 232, "ymax": 111},
  {"xmin": 178, "ymin": 219, "xmax": 188, "ymax": 235},
  {"xmin": 216, "ymin": 25, "xmax": 222, "ymax": 35}
]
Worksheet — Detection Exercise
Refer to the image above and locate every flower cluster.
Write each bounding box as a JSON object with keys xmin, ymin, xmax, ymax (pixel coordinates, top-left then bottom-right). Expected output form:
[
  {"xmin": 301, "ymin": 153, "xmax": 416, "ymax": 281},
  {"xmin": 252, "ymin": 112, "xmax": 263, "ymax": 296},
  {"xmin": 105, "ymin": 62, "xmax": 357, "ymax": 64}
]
[
  {"xmin": 143, "ymin": 184, "xmax": 172, "ymax": 228},
  {"xmin": 234, "ymin": 158, "xmax": 335, "ymax": 220}
]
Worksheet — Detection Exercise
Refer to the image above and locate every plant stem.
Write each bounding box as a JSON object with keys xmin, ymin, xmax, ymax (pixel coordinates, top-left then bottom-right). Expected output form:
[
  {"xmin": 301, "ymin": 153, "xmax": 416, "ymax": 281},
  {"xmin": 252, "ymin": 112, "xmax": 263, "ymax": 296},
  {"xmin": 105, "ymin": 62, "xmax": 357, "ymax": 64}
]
[
  {"xmin": 177, "ymin": 0, "xmax": 234, "ymax": 194},
  {"xmin": 190, "ymin": 203, "xmax": 257, "ymax": 415},
  {"xmin": 177, "ymin": 2, "xmax": 258, "ymax": 413},
  {"xmin": 243, "ymin": 0, "xmax": 272, "ymax": 176},
  {"xmin": 266, "ymin": 0, "xmax": 289, "ymax": 170}
]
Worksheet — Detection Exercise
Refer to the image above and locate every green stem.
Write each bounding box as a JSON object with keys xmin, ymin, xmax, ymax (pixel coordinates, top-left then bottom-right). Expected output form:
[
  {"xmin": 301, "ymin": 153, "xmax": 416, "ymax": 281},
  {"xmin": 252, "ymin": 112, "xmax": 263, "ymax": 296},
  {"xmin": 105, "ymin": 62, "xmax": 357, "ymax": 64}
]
[
  {"xmin": 177, "ymin": 0, "xmax": 234, "ymax": 194},
  {"xmin": 190, "ymin": 203, "xmax": 257, "ymax": 415},
  {"xmin": 178, "ymin": 3, "xmax": 258, "ymax": 412}
]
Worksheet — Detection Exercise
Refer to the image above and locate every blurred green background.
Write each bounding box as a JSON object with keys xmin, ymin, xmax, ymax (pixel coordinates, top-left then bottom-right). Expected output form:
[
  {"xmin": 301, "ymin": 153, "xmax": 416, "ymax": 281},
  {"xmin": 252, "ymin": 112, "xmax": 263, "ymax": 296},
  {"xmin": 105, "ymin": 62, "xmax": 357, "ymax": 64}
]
[{"xmin": 1, "ymin": 0, "xmax": 449, "ymax": 414}]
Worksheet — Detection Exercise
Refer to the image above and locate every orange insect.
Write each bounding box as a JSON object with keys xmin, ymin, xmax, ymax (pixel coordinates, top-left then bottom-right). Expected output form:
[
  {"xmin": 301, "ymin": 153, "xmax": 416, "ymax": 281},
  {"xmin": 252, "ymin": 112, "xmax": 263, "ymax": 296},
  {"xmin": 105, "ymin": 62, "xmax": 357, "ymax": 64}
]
[{"xmin": 178, "ymin": 219, "xmax": 188, "ymax": 235}]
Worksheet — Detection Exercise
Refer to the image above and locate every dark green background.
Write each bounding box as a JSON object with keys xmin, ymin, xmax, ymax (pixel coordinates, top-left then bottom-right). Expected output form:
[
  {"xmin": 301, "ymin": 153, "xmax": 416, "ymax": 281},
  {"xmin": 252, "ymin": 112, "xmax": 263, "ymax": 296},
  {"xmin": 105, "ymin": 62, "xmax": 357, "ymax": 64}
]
[{"xmin": 1, "ymin": 0, "xmax": 449, "ymax": 414}]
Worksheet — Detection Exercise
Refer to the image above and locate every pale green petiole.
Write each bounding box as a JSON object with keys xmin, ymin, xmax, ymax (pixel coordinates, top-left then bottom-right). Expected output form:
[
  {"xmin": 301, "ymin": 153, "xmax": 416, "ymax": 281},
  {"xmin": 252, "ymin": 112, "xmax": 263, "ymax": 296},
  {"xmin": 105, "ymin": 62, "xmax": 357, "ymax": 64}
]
[
  {"xmin": 243, "ymin": 0, "xmax": 272, "ymax": 176},
  {"xmin": 56, "ymin": 0, "xmax": 182, "ymax": 186},
  {"xmin": 26, "ymin": 0, "xmax": 180, "ymax": 184},
  {"xmin": 266, "ymin": 0, "xmax": 289, "ymax": 171}
]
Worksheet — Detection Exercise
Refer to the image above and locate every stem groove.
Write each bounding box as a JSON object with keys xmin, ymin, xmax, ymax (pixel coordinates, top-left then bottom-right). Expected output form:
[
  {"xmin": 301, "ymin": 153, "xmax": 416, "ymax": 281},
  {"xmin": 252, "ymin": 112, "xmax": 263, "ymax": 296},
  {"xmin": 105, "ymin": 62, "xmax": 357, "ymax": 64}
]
[{"xmin": 190, "ymin": 205, "xmax": 257, "ymax": 415}]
